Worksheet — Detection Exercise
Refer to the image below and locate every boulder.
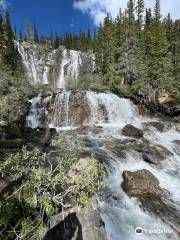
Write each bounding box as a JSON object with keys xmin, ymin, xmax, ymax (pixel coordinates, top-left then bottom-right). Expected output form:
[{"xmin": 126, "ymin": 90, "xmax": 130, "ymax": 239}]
[
  {"xmin": 133, "ymin": 142, "xmax": 173, "ymax": 165},
  {"xmin": 44, "ymin": 203, "xmax": 108, "ymax": 240},
  {"xmin": 122, "ymin": 170, "xmax": 161, "ymax": 198},
  {"xmin": 143, "ymin": 121, "xmax": 165, "ymax": 132},
  {"xmin": 142, "ymin": 145, "xmax": 173, "ymax": 165},
  {"xmin": 122, "ymin": 124, "xmax": 143, "ymax": 138}
]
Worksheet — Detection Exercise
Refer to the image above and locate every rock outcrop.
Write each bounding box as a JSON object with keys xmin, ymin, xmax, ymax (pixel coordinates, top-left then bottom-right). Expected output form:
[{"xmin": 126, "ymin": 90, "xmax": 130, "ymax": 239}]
[
  {"xmin": 122, "ymin": 169, "xmax": 161, "ymax": 198},
  {"xmin": 43, "ymin": 203, "xmax": 108, "ymax": 240}
]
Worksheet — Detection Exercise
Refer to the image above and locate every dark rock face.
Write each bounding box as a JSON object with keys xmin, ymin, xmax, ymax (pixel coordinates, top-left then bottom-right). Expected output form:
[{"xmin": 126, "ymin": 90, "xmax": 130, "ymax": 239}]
[
  {"xmin": 121, "ymin": 124, "xmax": 143, "ymax": 138},
  {"xmin": 122, "ymin": 170, "xmax": 161, "ymax": 198},
  {"xmin": 143, "ymin": 121, "xmax": 165, "ymax": 132},
  {"xmin": 44, "ymin": 213, "xmax": 83, "ymax": 240},
  {"xmin": 44, "ymin": 203, "xmax": 108, "ymax": 240}
]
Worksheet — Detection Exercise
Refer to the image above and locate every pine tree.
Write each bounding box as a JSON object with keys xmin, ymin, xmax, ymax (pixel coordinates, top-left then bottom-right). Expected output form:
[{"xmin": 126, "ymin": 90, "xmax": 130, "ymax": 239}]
[
  {"xmin": 127, "ymin": 0, "xmax": 135, "ymax": 25},
  {"xmin": 34, "ymin": 23, "xmax": 39, "ymax": 43},
  {"xmin": 173, "ymin": 20, "xmax": 180, "ymax": 83},
  {"xmin": 25, "ymin": 19, "xmax": 34, "ymax": 43},
  {"xmin": 154, "ymin": 0, "xmax": 161, "ymax": 21},
  {"xmin": 3, "ymin": 11, "xmax": 18, "ymax": 71},
  {"xmin": 136, "ymin": 0, "xmax": 144, "ymax": 29},
  {"xmin": 87, "ymin": 27, "xmax": 92, "ymax": 50},
  {"xmin": 145, "ymin": 1, "xmax": 175, "ymax": 90}
]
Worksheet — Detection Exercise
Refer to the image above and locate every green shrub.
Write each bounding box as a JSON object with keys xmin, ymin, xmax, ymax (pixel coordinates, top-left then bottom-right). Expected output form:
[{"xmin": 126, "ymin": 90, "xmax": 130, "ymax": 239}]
[{"xmin": 0, "ymin": 134, "xmax": 106, "ymax": 239}]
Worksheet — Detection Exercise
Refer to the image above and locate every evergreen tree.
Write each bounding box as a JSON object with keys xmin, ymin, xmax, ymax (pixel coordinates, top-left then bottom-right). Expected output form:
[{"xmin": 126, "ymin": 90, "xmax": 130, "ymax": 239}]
[
  {"xmin": 34, "ymin": 23, "xmax": 39, "ymax": 43},
  {"xmin": 127, "ymin": 0, "xmax": 135, "ymax": 25},
  {"xmin": 25, "ymin": 19, "xmax": 34, "ymax": 43},
  {"xmin": 136, "ymin": 0, "xmax": 144, "ymax": 29},
  {"xmin": 3, "ymin": 11, "xmax": 18, "ymax": 71},
  {"xmin": 87, "ymin": 27, "xmax": 92, "ymax": 49},
  {"xmin": 154, "ymin": 0, "xmax": 161, "ymax": 21}
]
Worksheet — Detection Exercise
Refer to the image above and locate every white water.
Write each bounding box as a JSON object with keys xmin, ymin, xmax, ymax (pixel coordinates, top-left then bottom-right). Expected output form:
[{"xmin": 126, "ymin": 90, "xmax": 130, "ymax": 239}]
[
  {"xmin": 26, "ymin": 94, "xmax": 42, "ymax": 128},
  {"xmin": 21, "ymin": 39, "xmax": 180, "ymax": 239},
  {"xmin": 86, "ymin": 92, "xmax": 141, "ymax": 127},
  {"xmin": 16, "ymin": 41, "xmax": 39, "ymax": 84},
  {"xmin": 50, "ymin": 91, "xmax": 71, "ymax": 128},
  {"xmin": 58, "ymin": 49, "xmax": 82, "ymax": 89},
  {"xmin": 16, "ymin": 41, "xmax": 83, "ymax": 88},
  {"xmin": 26, "ymin": 89, "xmax": 180, "ymax": 239}
]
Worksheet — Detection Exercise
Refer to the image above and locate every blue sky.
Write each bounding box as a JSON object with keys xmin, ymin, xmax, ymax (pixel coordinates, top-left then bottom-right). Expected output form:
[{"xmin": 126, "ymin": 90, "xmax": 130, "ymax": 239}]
[
  {"xmin": 0, "ymin": 0, "xmax": 179, "ymax": 36},
  {"xmin": 2, "ymin": 0, "xmax": 94, "ymax": 36}
]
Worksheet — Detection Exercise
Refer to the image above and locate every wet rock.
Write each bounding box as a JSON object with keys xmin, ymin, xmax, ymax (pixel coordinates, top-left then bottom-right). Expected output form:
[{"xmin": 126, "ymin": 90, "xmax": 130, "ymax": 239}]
[
  {"xmin": 68, "ymin": 91, "xmax": 91, "ymax": 126},
  {"xmin": 133, "ymin": 142, "xmax": 173, "ymax": 165},
  {"xmin": 104, "ymin": 141, "xmax": 127, "ymax": 159},
  {"xmin": 122, "ymin": 124, "xmax": 143, "ymax": 138},
  {"xmin": 142, "ymin": 145, "xmax": 173, "ymax": 165},
  {"xmin": 143, "ymin": 121, "xmax": 165, "ymax": 132},
  {"xmin": 140, "ymin": 196, "xmax": 180, "ymax": 233},
  {"xmin": 122, "ymin": 170, "xmax": 161, "ymax": 198},
  {"xmin": 44, "ymin": 203, "xmax": 108, "ymax": 240},
  {"xmin": 173, "ymin": 140, "xmax": 180, "ymax": 145},
  {"xmin": 76, "ymin": 126, "xmax": 103, "ymax": 135}
]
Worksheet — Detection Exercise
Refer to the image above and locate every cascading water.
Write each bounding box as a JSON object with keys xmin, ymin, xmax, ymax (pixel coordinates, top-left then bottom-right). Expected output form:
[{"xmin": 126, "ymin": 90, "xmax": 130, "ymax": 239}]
[
  {"xmin": 26, "ymin": 94, "xmax": 43, "ymax": 129},
  {"xmin": 86, "ymin": 92, "xmax": 138, "ymax": 126},
  {"xmin": 16, "ymin": 41, "xmax": 84, "ymax": 88},
  {"xmin": 58, "ymin": 49, "xmax": 82, "ymax": 89},
  {"xmin": 26, "ymin": 95, "xmax": 51, "ymax": 129},
  {"xmin": 20, "ymin": 39, "xmax": 180, "ymax": 240},
  {"xmin": 16, "ymin": 41, "xmax": 39, "ymax": 84},
  {"xmin": 50, "ymin": 91, "xmax": 71, "ymax": 128}
]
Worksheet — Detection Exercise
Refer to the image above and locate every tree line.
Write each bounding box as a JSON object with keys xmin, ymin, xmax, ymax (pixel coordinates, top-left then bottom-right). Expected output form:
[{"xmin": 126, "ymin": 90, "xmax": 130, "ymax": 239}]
[
  {"xmin": 94, "ymin": 0, "xmax": 180, "ymax": 100},
  {"xmin": 21, "ymin": 19, "xmax": 93, "ymax": 51},
  {"xmin": 0, "ymin": 11, "xmax": 21, "ymax": 72},
  {"xmin": 0, "ymin": 10, "xmax": 93, "ymax": 73}
]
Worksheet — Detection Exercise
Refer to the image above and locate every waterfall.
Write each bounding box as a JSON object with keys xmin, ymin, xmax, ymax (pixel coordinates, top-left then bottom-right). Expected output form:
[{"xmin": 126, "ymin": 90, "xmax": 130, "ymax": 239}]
[
  {"xmin": 26, "ymin": 94, "xmax": 43, "ymax": 129},
  {"xmin": 16, "ymin": 41, "xmax": 39, "ymax": 84},
  {"xmin": 50, "ymin": 91, "xmax": 71, "ymax": 128},
  {"xmin": 26, "ymin": 95, "xmax": 51, "ymax": 129},
  {"xmin": 86, "ymin": 92, "xmax": 137, "ymax": 126},
  {"xmin": 16, "ymin": 41, "xmax": 84, "ymax": 88},
  {"xmin": 46, "ymin": 91, "xmax": 139, "ymax": 129},
  {"xmin": 58, "ymin": 49, "xmax": 82, "ymax": 89},
  {"xmin": 21, "ymin": 39, "xmax": 180, "ymax": 240}
]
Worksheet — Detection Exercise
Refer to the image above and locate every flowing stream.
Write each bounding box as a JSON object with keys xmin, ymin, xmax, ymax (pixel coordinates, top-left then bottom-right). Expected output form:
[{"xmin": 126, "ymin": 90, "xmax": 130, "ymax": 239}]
[{"xmin": 21, "ymin": 42, "xmax": 180, "ymax": 240}]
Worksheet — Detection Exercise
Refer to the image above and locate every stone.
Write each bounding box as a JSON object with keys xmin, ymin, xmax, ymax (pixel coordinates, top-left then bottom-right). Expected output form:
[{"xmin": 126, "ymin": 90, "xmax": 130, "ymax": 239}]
[
  {"xmin": 142, "ymin": 144, "xmax": 173, "ymax": 165},
  {"xmin": 122, "ymin": 170, "xmax": 161, "ymax": 198},
  {"xmin": 122, "ymin": 124, "xmax": 143, "ymax": 138},
  {"xmin": 143, "ymin": 121, "xmax": 165, "ymax": 132},
  {"xmin": 133, "ymin": 142, "xmax": 173, "ymax": 165},
  {"xmin": 43, "ymin": 203, "xmax": 108, "ymax": 240}
]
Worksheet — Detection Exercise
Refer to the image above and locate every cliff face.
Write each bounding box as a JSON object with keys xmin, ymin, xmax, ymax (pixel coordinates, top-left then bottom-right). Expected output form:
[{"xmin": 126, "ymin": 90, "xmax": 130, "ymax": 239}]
[{"xmin": 16, "ymin": 41, "xmax": 94, "ymax": 90}]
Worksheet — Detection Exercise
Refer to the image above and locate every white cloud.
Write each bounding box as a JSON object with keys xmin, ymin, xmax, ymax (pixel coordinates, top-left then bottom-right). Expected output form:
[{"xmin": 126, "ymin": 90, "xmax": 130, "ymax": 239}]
[
  {"xmin": 0, "ymin": 0, "xmax": 7, "ymax": 10},
  {"xmin": 73, "ymin": 0, "xmax": 180, "ymax": 26}
]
